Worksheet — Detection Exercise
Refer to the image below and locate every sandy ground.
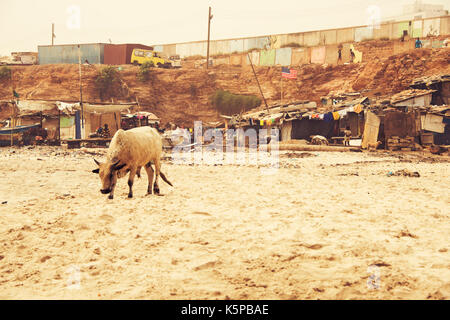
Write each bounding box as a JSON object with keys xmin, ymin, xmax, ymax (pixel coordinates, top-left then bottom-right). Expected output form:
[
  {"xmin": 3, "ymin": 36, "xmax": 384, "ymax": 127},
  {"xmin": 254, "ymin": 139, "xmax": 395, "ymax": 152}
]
[{"xmin": 0, "ymin": 146, "xmax": 449, "ymax": 300}]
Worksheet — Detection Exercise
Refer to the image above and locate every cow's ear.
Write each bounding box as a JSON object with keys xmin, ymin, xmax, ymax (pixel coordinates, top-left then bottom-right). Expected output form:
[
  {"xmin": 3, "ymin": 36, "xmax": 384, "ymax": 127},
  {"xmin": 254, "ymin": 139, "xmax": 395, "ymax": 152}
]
[
  {"xmin": 114, "ymin": 163, "xmax": 126, "ymax": 171},
  {"xmin": 92, "ymin": 168, "xmax": 100, "ymax": 174}
]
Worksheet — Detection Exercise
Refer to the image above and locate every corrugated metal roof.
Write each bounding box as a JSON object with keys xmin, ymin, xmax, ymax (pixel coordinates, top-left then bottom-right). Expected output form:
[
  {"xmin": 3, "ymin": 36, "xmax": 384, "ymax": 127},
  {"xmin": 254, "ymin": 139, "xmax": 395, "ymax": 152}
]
[{"xmin": 390, "ymin": 89, "xmax": 435, "ymax": 104}]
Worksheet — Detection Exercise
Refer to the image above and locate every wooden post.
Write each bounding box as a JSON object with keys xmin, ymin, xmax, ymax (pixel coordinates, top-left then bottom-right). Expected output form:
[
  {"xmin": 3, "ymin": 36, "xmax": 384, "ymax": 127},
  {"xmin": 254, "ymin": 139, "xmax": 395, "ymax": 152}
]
[
  {"xmin": 78, "ymin": 45, "xmax": 84, "ymax": 136},
  {"xmin": 206, "ymin": 6, "xmax": 213, "ymax": 69},
  {"xmin": 10, "ymin": 108, "xmax": 13, "ymax": 147},
  {"xmin": 52, "ymin": 23, "xmax": 55, "ymax": 45},
  {"xmin": 280, "ymin": 70, "xmax": 283, "ymax": 104},
  {"xmin": 58, "ymin": 109, "xmax": 61, "ymax": 143}
]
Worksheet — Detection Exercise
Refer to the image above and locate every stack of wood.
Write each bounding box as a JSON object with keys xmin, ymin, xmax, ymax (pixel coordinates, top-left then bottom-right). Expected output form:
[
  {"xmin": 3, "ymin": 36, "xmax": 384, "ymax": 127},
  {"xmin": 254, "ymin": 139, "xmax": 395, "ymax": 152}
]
[{"xmin": 387, "ymin": 136, "xmax": 415, "ymax": 151}]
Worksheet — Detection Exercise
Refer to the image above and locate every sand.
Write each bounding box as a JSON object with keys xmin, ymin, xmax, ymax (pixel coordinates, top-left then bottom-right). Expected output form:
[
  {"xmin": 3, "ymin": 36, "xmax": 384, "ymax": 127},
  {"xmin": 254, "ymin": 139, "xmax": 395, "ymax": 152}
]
[{"xmin": 0, "ymin": 146, "xmax": 449, "ymax": 299}]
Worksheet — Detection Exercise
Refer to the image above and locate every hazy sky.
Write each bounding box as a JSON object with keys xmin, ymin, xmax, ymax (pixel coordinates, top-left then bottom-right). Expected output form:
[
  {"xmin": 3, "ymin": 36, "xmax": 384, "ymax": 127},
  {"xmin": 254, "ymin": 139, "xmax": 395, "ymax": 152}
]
[{"xmin": 0, "ymin": 0, "xmax": 448, "ymax": 55}]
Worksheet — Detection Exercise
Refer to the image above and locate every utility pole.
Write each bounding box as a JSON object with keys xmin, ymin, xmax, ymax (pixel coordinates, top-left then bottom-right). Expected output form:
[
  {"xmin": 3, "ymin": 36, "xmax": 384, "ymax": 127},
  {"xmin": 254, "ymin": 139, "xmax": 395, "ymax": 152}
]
[
  {"xmin": 52, "ymin": 23, "xmax": 55, "ymax": 45},
  {"xmin": 78, "ymin": 45, "xmax": 84, "ymax": 137},
  {"xmin": 206, "ymin": 6, "xmax": 213, "ymax": 69}
]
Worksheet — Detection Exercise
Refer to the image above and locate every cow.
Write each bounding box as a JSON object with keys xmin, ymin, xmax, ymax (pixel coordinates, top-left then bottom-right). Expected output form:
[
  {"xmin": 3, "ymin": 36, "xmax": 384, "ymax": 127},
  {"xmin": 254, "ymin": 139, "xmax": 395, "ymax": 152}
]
[{"xmin": 92, "ymin": 126, "xmax": 172, "ymax": 199}]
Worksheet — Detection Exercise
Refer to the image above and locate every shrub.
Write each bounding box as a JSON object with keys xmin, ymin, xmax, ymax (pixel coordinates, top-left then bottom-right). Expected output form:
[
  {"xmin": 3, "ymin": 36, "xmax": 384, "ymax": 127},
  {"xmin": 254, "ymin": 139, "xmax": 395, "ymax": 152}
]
[
  {"xmin": 190, "ymin": 84, "xmax": 198, "ymax": 98},
  {"xmin": 137, "ymin": 61, "xmax": 155, "ymax": 82},
  {"xmin": 0, "ymin": 66, "xmax": 11, "ymax": 81},
  {"xmin": 95, "ymin": 66, "xmax": 121, "ymax": 99},
  {"xmin": 210, "ymin": 90, "xmax": 261, "ymax": 116},
  {"xmin": 281, "ymin": 42, "xmax": 303, "ymax": 48}
]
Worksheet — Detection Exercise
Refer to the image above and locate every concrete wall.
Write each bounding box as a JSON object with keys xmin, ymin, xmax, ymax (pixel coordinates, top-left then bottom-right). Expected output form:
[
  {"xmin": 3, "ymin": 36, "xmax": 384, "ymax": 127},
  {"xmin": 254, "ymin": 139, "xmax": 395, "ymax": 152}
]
[
  {"xmin": 373, "ymin": 24, "xmax": 391, "ymax": 39},
  {"xmin": 291, "ymin": 48, "xmax": 310, "ymax": 65},
  {"xmin": 336, "ymin": 28, "xmax": 354, "ymax": 44},
  {"xmin": 423, "ymin": 18, "xmax": 440, "ymax": 37},
  {"xmin": 38, "ymin": 43, "xmax": 105, "ymax": 64},
  {"xmin": 246, "ymin": 51, "xmax": 260, "ymax": 65},
  {"xmin": 303, "ymin": 31, "xmax": 321, "ymax": 47},
  {"xmin": 355, "ymin": 26, "xmax": 374, "ymax": 42},
  {"xmin": 311, "ymin": 46, "xmax": 326, "ymax": 64},
  {"xmin": 440, "ymin": 16, "xmax": 450, "ymax": 35},
  {"xmin": 320, "ymin": 29, "xmax": 337, "ymax": 45},
  {"xmin": 275, "ymin": 47, "xmax": 292, "ymax": 66},
  {"xmin": 259, "ymin": 49, "xmax": 276, "ymax": 66},
  {"xmin": 151, "ymin": 15, "xmax": 449, "ymax": 65}
]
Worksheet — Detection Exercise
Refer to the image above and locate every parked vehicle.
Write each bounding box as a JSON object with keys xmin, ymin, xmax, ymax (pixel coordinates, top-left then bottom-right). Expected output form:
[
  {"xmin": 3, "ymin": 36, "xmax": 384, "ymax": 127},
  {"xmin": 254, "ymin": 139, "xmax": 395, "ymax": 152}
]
[
  {"xmin": 169, "ymin": 55, "xmax": 182, "ymax": 68},
  {"xmin": 131, "ymin": 48, "xmax": 173, "ymax": 68}
]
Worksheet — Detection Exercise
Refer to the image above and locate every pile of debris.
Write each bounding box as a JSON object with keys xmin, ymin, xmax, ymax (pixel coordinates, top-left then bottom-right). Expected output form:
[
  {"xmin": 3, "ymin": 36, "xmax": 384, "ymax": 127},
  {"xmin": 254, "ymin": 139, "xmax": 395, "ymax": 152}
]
[{"xmin": 386, "ymin": 136, "xmax": 416, "ymax": 151}]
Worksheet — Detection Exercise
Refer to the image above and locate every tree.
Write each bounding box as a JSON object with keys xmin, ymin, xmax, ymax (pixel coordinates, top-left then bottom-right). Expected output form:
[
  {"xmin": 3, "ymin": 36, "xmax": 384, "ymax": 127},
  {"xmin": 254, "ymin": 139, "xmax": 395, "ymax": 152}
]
[{"xmin": 210, "ymin": 90, "xmax": 261, "ymax": 115}]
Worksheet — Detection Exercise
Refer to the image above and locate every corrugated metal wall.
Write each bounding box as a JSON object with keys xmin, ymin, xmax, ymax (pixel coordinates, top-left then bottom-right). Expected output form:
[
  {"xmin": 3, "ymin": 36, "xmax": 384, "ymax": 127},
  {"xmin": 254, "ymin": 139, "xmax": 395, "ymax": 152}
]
[{"xmin": 38, "ymin": 43, "xmax": 105, "ymax": 64}]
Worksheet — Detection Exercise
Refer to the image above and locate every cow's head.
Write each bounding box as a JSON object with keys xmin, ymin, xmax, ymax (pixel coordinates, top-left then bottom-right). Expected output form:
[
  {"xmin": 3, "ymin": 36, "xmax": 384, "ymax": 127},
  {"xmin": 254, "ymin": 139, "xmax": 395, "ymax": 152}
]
[{"xmin": 92, "ymin": 158, "xmax": 126, "ymax": 194}]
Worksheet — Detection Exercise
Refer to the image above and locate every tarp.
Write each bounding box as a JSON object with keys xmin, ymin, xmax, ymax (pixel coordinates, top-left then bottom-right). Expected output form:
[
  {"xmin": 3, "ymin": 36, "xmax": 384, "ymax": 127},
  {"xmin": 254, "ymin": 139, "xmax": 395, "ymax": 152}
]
[
  {"xmin": 82, "ymin": 103, "xmax": 132, "ymax": 114},
  {"xmin": 16, "ymin": 100, "xmax": 56, "ymax": 115},
  {"xmin": 60, "ymin": 116, "xmax": 75, "ymax": 128},
  {"xmin": 56, "ymin": 101, "xmax": 80, "ymax": 114}
]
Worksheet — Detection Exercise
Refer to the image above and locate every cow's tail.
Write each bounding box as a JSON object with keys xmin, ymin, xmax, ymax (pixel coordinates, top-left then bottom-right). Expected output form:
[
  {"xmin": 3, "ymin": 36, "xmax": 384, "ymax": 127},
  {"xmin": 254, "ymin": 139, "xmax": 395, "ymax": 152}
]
[{"xmin": 160, "ymin": 171, "xmax": 173, "ymax": 187}]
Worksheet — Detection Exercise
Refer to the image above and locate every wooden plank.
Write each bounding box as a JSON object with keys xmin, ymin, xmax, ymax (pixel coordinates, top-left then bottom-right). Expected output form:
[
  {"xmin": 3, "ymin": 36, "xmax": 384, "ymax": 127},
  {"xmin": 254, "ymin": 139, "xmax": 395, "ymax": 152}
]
[{"xmin": 361, "ymin": 111, "xmax": 380, "ymax": 149}]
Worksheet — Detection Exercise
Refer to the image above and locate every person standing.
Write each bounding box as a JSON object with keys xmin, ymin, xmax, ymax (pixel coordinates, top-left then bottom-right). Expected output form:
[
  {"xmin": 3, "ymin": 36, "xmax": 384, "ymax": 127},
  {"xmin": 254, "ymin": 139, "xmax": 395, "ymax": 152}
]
[
  {"xmin": 415, "ymin": 38, "xmax": 423, "ymax": 48},
  {"xmin": 344, "ymin": 126, "xmax": 352, "ymax": 146}
]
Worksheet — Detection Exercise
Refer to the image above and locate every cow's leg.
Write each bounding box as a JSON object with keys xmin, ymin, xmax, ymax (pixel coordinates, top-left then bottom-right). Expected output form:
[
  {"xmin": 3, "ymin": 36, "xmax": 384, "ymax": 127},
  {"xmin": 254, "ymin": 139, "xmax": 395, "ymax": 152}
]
[
  {"xmin": 145, "ymin": 162, "xmax": 154, "ymax": 195},
  {"xmin": 127, "ymin": 167, "xmax": 137, "ymax": 198},
  {"xmin": 136, "ymin": 166, "xmax": 142, "ymax": 178},
  {"xmin": 153, "ymin": 159, "xmax": 161, "ymax": 195},
  {"xmin": 108, "ymin": 184, "xmax": 116, "ymax": 200}
]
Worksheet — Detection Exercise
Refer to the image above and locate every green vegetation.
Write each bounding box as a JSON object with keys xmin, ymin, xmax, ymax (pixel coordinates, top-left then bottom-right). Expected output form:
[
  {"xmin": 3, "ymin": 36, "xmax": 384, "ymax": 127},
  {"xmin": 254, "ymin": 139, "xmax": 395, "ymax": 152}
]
[
  {"xmin": 95, "ymin": 66, "xmax": 121, "ymax": 99},
  {"xmin": 0, "ymin": 66, "xmax": 11, "ymax": 81},
  {"xmin": 190, "ymin": 84, "xmax": 198, "ymax": 98},
  {"xmin": 184, "ymin": 55, "xmax": 206, "ymax": 61},
  {"xmin": 210, "ymin": 90, "xmax": 261, "ymax": 116},
  {"xmin": 281, "ymin": 42, "xmax": 303, "ymax": 48},
  {"xmin": 137, "ymin": 61, "xmax": 155, "ymax": 82}
]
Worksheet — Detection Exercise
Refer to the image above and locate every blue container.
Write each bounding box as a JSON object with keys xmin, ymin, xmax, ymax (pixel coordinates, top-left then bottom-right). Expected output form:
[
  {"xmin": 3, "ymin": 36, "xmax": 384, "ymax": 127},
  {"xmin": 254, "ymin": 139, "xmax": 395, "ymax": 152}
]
[{"xmin": 38, "ymin": 43, "xmax": 106, "ymax": 65}]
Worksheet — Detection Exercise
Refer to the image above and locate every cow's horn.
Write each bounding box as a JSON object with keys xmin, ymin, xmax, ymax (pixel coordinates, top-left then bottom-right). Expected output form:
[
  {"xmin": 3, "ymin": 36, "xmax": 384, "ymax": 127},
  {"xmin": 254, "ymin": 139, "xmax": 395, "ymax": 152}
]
[
  {"xmin": 94, "ymin": 158, "xmax": 100, "ymax": 166},
  {"xmin": 111, "ymin": 160, "xmax": 121, "ymax": 168}
]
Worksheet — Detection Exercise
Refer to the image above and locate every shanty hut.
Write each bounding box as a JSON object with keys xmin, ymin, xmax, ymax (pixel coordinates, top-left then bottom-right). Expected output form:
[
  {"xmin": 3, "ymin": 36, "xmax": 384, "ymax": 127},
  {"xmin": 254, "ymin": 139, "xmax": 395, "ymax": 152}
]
[
  {"xmin": 224, "ymin": 98, "xmax": 368, "ymax": 145},
  {"xmin": 0, "ymin": 100, "xmax": 136, "ymax": 145},
  {"xmin": 121, "ymin": 111, "xmax": 160, "ymax": 130},
  {"xmin": 410, "ymin": 74, "xmax": 450, "ymax": 105},
  {"xmin": 390, "ymin": 89, "xmax": 435, "ymax": 108}
]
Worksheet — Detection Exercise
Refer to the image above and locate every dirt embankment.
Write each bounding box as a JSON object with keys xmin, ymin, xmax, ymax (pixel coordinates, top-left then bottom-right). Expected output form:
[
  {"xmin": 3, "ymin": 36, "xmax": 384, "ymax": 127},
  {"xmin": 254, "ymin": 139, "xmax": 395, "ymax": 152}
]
[{"xmin": 0, "ymin": 44, "xmax": 449, "ymax": 126}]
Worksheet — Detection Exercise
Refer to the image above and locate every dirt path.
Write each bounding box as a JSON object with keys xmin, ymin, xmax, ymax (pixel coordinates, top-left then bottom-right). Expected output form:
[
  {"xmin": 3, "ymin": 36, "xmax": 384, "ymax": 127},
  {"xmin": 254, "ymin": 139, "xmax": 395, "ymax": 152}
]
[{"xmin": 0, "ymin": 147, "xmax": 449, "ymax": 299}]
